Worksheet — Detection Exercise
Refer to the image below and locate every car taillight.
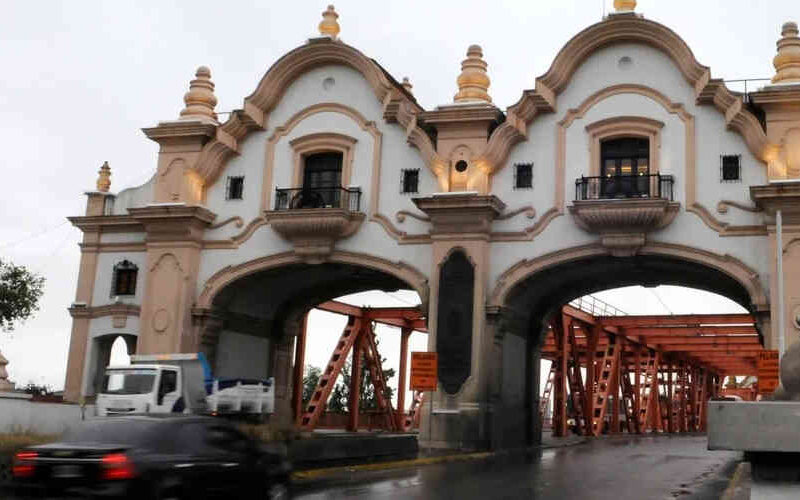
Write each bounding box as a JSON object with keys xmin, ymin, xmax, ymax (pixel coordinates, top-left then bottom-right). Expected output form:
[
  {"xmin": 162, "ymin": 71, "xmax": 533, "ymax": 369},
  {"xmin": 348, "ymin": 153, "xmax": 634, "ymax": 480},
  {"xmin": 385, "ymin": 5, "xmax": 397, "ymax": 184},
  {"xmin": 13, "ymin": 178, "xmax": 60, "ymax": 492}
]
[
  {"xmin": 101, "ymin": 453, "xmax": 136, "ymax": 480},
  {"xmin": 12, "ymin": 451, "xmax": 38, "ymax": 478}
]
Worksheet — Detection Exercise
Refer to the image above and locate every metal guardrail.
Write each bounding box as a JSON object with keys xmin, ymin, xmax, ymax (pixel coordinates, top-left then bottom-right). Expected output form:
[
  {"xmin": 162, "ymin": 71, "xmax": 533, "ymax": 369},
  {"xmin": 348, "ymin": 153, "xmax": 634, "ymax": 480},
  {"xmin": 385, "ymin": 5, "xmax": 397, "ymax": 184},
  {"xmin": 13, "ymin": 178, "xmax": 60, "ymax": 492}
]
[
  {"xmin": 274, "ymin": 186, "xmax": 362, "ymax": 211},
  {"xmin": 575, "ymin": 174, "xmax": 674, "ymax": 201},
  {"xmin": 569, "ymin": 295, "xmax": 626, "ymax": 317}
]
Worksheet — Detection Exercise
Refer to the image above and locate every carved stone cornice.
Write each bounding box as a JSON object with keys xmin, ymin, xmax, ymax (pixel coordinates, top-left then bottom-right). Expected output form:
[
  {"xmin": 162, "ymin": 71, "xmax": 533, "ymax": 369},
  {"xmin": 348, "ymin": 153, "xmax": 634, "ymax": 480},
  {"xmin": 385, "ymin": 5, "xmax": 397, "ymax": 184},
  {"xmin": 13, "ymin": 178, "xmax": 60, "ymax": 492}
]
[
  {"xmin": 751, "ymin": 182, "xmax": 800, "ymax": 223},
  {"xmin": 142, "ymin": 120, "xmax": 217, "ymax": 144},
  {"xmin": 129, "ymin": 205, "xmax": 216, "ymax": 243},
  {"xmin": 68, "ymin": 215, "xmax": 144, "ymax": 234},
  {"xmin": 413, "ymin": 193, "xmax": 505, "ymax": 236},
  {"xmin": 265, "ymin": 209, "xmax": 365, "ymax": 264},
  {"xmin": 68, "ymin": 303, "xmax": 140, "ymax": 319},
  {"xmin": 569, "ymin": 199, "xmax": 681, "ymax": 256}
]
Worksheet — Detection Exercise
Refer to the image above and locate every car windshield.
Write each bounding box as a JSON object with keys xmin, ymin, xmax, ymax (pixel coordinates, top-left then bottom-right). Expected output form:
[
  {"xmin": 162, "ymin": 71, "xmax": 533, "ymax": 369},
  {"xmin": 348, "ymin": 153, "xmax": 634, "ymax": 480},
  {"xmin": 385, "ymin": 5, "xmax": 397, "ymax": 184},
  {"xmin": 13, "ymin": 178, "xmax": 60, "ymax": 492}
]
[
  {"xmin": 61, "ymin": 420, "xmax": 159, "ymax": 445},
  {"xmin": 101, "ymin": 369, "xmax": 157, "ymax": 395}
]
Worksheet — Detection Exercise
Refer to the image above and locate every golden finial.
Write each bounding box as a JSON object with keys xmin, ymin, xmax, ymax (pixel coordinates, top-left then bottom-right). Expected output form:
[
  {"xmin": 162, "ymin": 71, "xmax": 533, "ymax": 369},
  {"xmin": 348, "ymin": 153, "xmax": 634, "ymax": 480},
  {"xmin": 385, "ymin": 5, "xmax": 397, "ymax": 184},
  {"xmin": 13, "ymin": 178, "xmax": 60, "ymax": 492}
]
[
  {"xmin": 402, "ymin": 77, "xmax": 413, "ymax": 95},
  {"xmin": 773, "ymin": 22, "xmax": 800, "ymax": 84},
  {"xmin": 318, "ymin": 5, "xmax": 340, "ymax": 39},
  {"xmin": 454, "ymin": 45, "xmax": 492, "ymax": 104},
  {"xmin": 179, "ymin": 66, "xmax": 218, "ymax": 123},
  {"xmin": 96, "ymin": 161, "xmax": 111, "ymax": 192},
  {"xmin": 614, "ymin": 0, "xmax": 636, "ymax": 12}
]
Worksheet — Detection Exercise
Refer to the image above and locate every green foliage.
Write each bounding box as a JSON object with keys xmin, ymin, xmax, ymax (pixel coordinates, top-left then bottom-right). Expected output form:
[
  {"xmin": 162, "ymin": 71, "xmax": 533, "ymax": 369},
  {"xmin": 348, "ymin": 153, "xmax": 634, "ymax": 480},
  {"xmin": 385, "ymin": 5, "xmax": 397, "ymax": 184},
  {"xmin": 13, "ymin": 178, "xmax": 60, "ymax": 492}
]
[
  {"xmin": 302, "ymin": 338, "xmax": 395, "ymax": 414},
  {"xmin": 0, "ymin": 260, "xmax": 45, "ymax": 332}
]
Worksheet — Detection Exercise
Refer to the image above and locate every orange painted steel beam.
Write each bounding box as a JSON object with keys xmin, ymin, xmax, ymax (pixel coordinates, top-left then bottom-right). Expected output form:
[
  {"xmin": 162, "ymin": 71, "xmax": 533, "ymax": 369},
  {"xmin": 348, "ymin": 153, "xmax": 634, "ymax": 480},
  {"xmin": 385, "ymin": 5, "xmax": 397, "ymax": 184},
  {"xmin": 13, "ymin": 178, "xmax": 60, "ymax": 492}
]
[
  {"xmin": 599, "ymin": 314, "xmax": 754, "ymax": 327},
  {"xmin": 316, "ymin": 300, "xmax": 428, "ymax": 332},
  {"xmin": 654, "ymin": 346, "xmax": 763, "ymax": 353},
  {"xmin": 639, "ymin": 336, "xmax": 761, "ymax": 345},
  {"xmin": 624, "ymin": 326, "xmax": 757, "ymax": 336}
]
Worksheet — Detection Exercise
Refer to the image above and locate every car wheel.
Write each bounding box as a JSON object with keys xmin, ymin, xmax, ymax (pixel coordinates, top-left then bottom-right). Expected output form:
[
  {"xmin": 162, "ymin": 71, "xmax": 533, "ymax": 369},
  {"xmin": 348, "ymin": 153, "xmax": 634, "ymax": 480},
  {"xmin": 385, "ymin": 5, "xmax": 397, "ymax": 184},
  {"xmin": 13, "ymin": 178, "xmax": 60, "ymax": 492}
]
[
  {"xmin": 151, "ymin": 477, "xmax": 182, "ymax": 500},
  {"xmin": 266, "ymin": 481, "xmax": 290, "ymax": 500}
]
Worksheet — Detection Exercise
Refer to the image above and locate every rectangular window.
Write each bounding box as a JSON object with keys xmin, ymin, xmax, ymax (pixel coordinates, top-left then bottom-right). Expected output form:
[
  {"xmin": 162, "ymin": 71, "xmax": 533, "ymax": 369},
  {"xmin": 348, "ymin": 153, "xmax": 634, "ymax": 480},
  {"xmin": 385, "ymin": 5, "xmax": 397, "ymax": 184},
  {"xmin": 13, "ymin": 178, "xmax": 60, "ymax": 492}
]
[
  {"xmin": 226, "ymin": 176, "xmax": 245, "ymax": 200},
  {"xmin": 721, "ymin": 155, "xmax": 741, "ymax": 182},
  {"xmin": 401, "ymin": 169, "xmax": 419, "ymax": 194},
  {"xmin": 514, "ymin": 163, "xmax": 533, "ymax": 189},
  {"xmin": 112, "ymin": 261, "xmax": 138, "ymax": 297}
]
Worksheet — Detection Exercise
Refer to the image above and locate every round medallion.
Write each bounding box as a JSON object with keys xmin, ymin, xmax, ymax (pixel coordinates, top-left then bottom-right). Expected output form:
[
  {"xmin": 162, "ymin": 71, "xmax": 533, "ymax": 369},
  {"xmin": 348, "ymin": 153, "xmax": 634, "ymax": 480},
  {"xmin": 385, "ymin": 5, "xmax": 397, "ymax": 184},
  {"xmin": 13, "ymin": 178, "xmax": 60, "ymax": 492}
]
[
  {"xmin": 618, "ymin": 56, "xmax": 633, "ymax": 71},
  {"xmin": 322, "ymin": 77, "xmax": 336, "ymax": 91},
  {"xmin": 153, "ymin": 308, "xmax": 171, "ymax": 334}
]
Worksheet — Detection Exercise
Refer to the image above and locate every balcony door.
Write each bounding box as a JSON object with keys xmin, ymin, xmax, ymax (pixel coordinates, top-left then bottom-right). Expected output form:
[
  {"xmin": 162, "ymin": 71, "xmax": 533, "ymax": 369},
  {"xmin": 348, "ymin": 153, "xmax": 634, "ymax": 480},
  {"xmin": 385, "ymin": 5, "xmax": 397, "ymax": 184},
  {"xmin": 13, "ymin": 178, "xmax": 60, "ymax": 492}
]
[
  {"xmin": 301, "ymin": 152, "xmax": 343, "ymax": 208},
  {"xmin": 600, "ymin": 138, "xmax": 649, "ymax": 198}
]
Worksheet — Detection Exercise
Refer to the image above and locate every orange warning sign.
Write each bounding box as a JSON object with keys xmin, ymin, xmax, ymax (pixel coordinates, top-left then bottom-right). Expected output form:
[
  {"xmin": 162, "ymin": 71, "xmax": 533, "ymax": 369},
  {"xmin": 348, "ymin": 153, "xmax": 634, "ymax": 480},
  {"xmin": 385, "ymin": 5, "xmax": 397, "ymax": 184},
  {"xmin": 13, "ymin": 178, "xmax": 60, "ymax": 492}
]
[
  {"xmin": 757, "ymin": 350, "xmax": 780, "ymax": 394},
  {"xmin": 410, "ymin": 352, "xmax": 438, "ymax": 391}
]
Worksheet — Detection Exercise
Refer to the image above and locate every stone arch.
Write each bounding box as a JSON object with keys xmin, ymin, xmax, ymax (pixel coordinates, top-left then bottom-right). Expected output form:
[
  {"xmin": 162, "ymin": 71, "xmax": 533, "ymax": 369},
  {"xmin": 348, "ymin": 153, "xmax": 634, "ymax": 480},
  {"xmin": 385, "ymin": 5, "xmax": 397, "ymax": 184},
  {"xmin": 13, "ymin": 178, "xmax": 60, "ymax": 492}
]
[
  {"xmin": 489, "ymin": 241, "xmax": 768, "ymax": 317},
  {"xmin": 197, "ymin": 250, "xmax": 429, "ymax": 311}
]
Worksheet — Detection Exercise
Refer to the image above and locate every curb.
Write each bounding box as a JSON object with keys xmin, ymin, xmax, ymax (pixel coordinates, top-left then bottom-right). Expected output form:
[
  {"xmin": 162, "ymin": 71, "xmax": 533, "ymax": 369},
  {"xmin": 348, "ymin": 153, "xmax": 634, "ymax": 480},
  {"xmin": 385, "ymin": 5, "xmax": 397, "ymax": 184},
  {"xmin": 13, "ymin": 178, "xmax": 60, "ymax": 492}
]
[
  {"xmin": 291, "ymin": 438, "xmax": 588, "ymax": 482},
  {"xmin": 292, "ymin": 451, "xmax": 494, "ymax": 481},
  {"xmin": 721, "ymin": 462, "xmax": 747, "ymax": 500}
]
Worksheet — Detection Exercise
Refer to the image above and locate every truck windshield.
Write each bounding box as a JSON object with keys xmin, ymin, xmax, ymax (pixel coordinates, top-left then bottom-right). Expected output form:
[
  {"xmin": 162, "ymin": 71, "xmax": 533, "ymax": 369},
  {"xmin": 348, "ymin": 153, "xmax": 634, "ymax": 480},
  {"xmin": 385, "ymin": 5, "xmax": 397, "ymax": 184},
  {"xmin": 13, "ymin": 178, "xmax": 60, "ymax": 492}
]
[{"xmin": 102, "ymin": 369, "xmax": 157, "ymax": 395}]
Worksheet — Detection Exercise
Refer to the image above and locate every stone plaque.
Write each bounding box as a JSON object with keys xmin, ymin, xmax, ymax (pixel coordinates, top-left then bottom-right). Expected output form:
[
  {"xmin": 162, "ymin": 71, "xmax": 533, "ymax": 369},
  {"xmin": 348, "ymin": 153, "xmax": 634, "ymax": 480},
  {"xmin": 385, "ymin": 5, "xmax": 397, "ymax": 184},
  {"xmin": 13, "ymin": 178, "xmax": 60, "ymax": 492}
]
[{"xmin": 436, "ymin": 251, "xmax": 474, "ymax": 394}]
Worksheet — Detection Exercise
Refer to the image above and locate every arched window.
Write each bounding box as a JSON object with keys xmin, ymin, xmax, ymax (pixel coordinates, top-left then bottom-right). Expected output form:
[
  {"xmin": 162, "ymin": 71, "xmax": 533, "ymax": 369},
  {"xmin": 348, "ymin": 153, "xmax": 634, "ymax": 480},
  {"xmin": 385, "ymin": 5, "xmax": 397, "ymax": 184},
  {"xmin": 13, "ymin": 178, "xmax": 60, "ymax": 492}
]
[
  {"xmin": 111, "ymin": 260, "xmax": 138, "ymax": 297},
  {"xmin": 301, "ymin": 152, "xmax": 343, "ymax": 207},
  {"xmin": 600, "ymin": 138, "xmax": 650, "ymax": 198}
]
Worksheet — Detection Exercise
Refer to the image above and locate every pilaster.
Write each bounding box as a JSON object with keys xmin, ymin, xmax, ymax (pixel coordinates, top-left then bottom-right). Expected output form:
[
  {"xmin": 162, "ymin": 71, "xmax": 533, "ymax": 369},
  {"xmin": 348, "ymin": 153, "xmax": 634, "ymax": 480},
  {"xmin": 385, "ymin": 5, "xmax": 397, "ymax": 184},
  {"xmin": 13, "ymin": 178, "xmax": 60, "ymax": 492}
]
[{"xmin": 131, "ymin": 205, "xmax": 215, "ymax": 355}]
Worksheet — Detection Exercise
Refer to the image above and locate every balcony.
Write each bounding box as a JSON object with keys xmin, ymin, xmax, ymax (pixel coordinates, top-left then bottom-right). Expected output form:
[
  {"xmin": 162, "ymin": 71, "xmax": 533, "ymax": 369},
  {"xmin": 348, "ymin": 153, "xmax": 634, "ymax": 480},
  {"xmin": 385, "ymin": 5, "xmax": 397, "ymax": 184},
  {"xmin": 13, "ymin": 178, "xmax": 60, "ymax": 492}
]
[
  {"xmin": 575, "ymin": 174, "xmax": 674, "ymax": 201},
  {"xmin": 274, "ymin": 186, "xmax": 361, "ymax": 211},
  {"xmin": 569, "ymin": 174, "xmax": 680, "ymax": 257},
  {"xmin": 266, "ymin": 186, "xmax": 365, "ymax": 264}
]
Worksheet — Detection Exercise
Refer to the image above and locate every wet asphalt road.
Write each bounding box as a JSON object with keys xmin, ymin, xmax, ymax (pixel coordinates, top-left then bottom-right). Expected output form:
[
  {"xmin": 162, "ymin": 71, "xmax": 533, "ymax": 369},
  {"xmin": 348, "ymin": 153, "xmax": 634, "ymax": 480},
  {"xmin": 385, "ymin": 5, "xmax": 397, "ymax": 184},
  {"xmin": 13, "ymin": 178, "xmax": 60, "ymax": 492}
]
[{"xmin": 295, "ymin": 435, "xmax": 741, "ymax": 500}]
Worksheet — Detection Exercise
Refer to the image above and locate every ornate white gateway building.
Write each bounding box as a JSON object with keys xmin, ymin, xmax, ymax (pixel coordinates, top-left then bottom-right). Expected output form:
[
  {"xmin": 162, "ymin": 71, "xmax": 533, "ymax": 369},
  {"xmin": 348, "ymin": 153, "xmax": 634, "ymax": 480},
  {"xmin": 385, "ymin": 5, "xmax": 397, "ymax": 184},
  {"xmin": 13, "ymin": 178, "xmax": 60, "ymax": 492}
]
[{"xmin": 65, "ymin": 2, "xmax": 800, "ymax": 449}]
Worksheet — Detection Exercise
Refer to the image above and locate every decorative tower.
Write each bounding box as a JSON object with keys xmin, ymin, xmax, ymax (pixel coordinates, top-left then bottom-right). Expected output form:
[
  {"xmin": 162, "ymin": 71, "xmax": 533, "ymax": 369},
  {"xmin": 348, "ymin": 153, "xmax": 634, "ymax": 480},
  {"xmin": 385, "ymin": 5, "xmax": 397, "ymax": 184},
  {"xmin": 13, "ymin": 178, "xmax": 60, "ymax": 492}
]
[
  {"xmin": 402, "ymin": 77, "xmax": 413, "ymax": 95},
  {"xmin": 613, "ymin": 0, "xmax": 636, "ymax": 12},
  {"xmin": 454, "ymin": 45, "xmax": 492, "ymax": 103},
  {"xmin": 0, "ymin": 350, "xmax": 14, "ymax": 392},
  {"xmin": 96, "ymin": 161, "xmax": 111, "ymax": 192},
  {"xmin": 772, "ymin": 22, "xmax": 800, "ymax": 84},
  {"xmin": 179, "ymin": 66, "xmax": 218, "ymax": 124},
  {"xmin": 318, "ymin": 5, "xmax": 340, "ymax": 39}
]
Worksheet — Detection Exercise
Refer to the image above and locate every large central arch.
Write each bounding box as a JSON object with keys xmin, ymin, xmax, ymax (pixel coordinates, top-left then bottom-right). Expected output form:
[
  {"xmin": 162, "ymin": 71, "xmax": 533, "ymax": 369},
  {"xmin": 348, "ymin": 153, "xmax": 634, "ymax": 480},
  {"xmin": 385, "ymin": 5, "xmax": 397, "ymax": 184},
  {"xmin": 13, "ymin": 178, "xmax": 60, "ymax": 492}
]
[{"xmin": 484, "ymin": 242, "xmax": 769, "ymax": 448}]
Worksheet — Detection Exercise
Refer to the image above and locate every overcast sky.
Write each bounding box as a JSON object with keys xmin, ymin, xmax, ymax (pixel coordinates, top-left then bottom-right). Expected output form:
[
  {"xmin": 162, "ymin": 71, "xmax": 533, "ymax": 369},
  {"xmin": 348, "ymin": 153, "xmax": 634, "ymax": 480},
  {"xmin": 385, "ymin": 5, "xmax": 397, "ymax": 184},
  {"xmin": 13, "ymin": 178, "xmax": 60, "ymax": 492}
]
[{"xmin": 0, "ymin": 0, "xmax": 790, "ymax": 395}]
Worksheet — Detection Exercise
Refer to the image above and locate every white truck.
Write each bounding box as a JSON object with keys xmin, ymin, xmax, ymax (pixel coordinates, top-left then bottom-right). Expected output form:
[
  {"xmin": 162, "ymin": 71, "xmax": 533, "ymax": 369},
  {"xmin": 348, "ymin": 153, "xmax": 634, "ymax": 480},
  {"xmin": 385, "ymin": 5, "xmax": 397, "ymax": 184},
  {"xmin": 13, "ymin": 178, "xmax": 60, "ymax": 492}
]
[{"xmin": 96, "ymin": 353, "xmax": 275, "ymax": 417}]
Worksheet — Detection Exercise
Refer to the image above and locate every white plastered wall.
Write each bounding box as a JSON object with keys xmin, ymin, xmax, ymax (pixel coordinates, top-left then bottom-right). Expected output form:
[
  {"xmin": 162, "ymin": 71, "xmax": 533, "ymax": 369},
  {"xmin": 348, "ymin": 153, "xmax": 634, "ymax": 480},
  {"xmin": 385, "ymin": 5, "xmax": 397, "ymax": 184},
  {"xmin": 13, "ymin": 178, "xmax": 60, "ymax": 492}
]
[
  {"xmin": 489, "ymin": 43, "xmax": 770, "ymax": 296},
  {"xmin": 197, "ymin": 65, "xmax": 434, "ymax": 293}
]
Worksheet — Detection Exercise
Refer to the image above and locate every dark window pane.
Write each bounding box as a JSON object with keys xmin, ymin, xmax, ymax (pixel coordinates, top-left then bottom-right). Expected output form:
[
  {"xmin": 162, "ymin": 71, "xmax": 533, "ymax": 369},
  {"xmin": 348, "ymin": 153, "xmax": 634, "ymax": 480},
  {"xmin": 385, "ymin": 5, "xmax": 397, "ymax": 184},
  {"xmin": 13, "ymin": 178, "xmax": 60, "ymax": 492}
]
[
  {"xmin": 62, "ymin": 420, "xmax": 159, "ymax": 445},
  {"xmin": 160, "ymin": 371, "xmax": 177, "ymax": 394},
  {"xmin": 515, "ymin": 164, "xmax": 532, "ymax": 189},
  {"xmin": 402, "ymin": 170, "xmax": 419, "ymax": 193},
  {"xmin": 304, "ymin": 153, "xmax": 343, "ymax": 207},
  {"xmin": 722, "ymin": 155, "xmax": 740, "ymax": 181},
  {"xmin": 227, "ymin": 176, "xmax": 244, "ymax": 200},
  {"xmin": 113, "ymin": 261, "xmax": 138, "ymax": 296}
]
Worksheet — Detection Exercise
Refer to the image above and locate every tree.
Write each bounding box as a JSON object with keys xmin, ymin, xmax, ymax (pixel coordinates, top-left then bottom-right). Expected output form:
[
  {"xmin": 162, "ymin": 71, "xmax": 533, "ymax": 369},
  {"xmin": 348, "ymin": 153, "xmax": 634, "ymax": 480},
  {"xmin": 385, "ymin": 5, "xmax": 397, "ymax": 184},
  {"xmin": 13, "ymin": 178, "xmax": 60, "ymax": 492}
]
[
  {"xmin": 0, "ymin": 259, "xmax": 45, "ymax": 332},
  {"xmin": 321, "ymin": 338, "xmax": 396, "ymax": 413},
  {"xmin": 301, "ymin": 365, "xmax": 322, "ymax": 407}
]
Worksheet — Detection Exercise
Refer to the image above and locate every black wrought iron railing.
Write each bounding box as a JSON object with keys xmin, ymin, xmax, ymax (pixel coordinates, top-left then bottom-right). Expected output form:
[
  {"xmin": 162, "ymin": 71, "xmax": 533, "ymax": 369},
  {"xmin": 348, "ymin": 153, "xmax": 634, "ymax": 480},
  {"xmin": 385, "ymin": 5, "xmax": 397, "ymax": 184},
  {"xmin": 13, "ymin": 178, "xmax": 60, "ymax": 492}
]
[
  {"xmin": 575, "ymin": 174, "xmax": 674, "ymax": 201},
  {"xmin": 273, "ymin": 186, "xmax": 362, "ymax": 211}
]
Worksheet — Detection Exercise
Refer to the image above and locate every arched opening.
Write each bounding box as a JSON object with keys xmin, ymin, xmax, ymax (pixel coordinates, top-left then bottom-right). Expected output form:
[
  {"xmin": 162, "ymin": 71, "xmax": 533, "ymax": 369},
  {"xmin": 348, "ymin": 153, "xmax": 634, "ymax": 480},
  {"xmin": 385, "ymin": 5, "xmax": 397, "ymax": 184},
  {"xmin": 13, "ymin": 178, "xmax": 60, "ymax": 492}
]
[
  {"xmin": 496, "ymin": 252, "xmax": 766, "ymax": 448},
  {"xmin": 87, "ymin": 333, "xmax": 136, "ymax": 396},
  {"xmin": 202, "ymin": 257, "xmax": 428, "ymax": 431}
]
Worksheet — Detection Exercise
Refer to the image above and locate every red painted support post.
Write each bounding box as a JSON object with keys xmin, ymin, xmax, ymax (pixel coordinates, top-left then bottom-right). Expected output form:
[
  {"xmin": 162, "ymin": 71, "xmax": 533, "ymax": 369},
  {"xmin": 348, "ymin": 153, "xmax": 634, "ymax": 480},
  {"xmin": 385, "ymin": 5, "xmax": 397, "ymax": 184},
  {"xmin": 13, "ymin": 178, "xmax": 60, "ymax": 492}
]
[
  {"xmin": 585, "ymin": 325, "xmax": 601, "ymax": 435},
  {"xmin": 611, "ymin": 340, "xmax": 622, "ymax": 434},
  {"xmin": 551, "ymin": 319, "xmax": 569, "ymax": 437},
  {"xmin": 348, "ymin": 333, "xmax": 364, "ymax": 432},
  {"xmin": 634, "ymin": 346, "xmax": 641, "ymax": 434},
  {"xmin": 397, "ymin": 328, "xmax": 411, "ymax": 429},
  {"xmin": 678, "ymin": 361, "xmax": 687, "ymax": 432},
  {"xmin": 666, "ymin": 359, "xmax": 674, "ymax": 433},
  {"xmin": 292, "ymin": 312, "xmax": 308, "ymax": 423}
]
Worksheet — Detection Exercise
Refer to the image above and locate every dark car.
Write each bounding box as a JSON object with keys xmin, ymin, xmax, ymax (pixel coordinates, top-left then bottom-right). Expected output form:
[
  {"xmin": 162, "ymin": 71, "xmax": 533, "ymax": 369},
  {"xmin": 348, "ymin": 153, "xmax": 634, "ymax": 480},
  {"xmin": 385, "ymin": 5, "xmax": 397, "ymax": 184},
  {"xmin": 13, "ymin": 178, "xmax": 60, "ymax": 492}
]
[{"xmin": 11, "ymin": 414, "xmax": 291, "ymax": 499}]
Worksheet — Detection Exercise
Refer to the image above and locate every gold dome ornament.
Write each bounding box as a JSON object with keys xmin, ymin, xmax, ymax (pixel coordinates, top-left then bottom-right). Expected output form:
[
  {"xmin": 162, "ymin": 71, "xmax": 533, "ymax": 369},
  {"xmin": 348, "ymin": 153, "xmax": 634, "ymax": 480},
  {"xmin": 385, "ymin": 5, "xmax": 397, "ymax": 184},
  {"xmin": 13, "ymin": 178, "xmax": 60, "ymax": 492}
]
[
  {"xmin": 614, "ymin": 0, "xmax": 636, "ymax": 12},
  {"xmin": 96, "ymin": 161, "xmax": 111, "ymax": 192},
  {"xmin": 179, "ymin": 66, "xmax": 218, "ymax": 123},
  {"xmin": 454, "ymin": 45, "xmax": 492, "ymax": 104},
  {"xmin": 773, "ymin": 22, "xmax": 800, "ymax": 84},
  {"xmin": 402, "ymin": 77, "xmax": 414, "ymax": 95},
  {"xmin": 318, "ymin": 5, "xmax": 340, "ymax": 39}
]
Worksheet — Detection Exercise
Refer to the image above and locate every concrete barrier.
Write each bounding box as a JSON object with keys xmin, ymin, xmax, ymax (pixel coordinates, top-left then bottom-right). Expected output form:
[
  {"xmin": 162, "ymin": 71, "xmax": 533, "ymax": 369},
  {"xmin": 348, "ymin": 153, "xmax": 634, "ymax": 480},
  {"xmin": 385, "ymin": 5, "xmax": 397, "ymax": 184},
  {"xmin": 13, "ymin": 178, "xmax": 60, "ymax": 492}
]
[{"xmin": 0, "ymin": 393, "xmax": 93, "ymax": 434}]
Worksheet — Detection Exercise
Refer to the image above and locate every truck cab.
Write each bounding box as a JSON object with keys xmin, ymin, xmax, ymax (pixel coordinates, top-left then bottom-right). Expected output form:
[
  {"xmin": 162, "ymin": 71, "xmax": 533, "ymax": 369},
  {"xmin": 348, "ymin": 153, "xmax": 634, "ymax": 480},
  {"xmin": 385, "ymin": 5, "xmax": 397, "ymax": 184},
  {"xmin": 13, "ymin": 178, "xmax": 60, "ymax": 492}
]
[{"xmin": 96, "ymin": 364, "xmax": 183, "ymax": 416}]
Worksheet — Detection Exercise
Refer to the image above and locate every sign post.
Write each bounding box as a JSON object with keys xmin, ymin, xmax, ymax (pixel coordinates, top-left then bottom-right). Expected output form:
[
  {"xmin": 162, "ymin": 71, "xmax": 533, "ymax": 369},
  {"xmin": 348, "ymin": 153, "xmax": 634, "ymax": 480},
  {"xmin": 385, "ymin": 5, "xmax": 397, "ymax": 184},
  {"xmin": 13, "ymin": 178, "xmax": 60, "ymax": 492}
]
[
  {"xmin": 757, "ymin": 350, "xmax": 780, "ymax": 395},
  {"xmin": 410, "ymin": 352, "xmax": 437, "ymax": 449}
]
